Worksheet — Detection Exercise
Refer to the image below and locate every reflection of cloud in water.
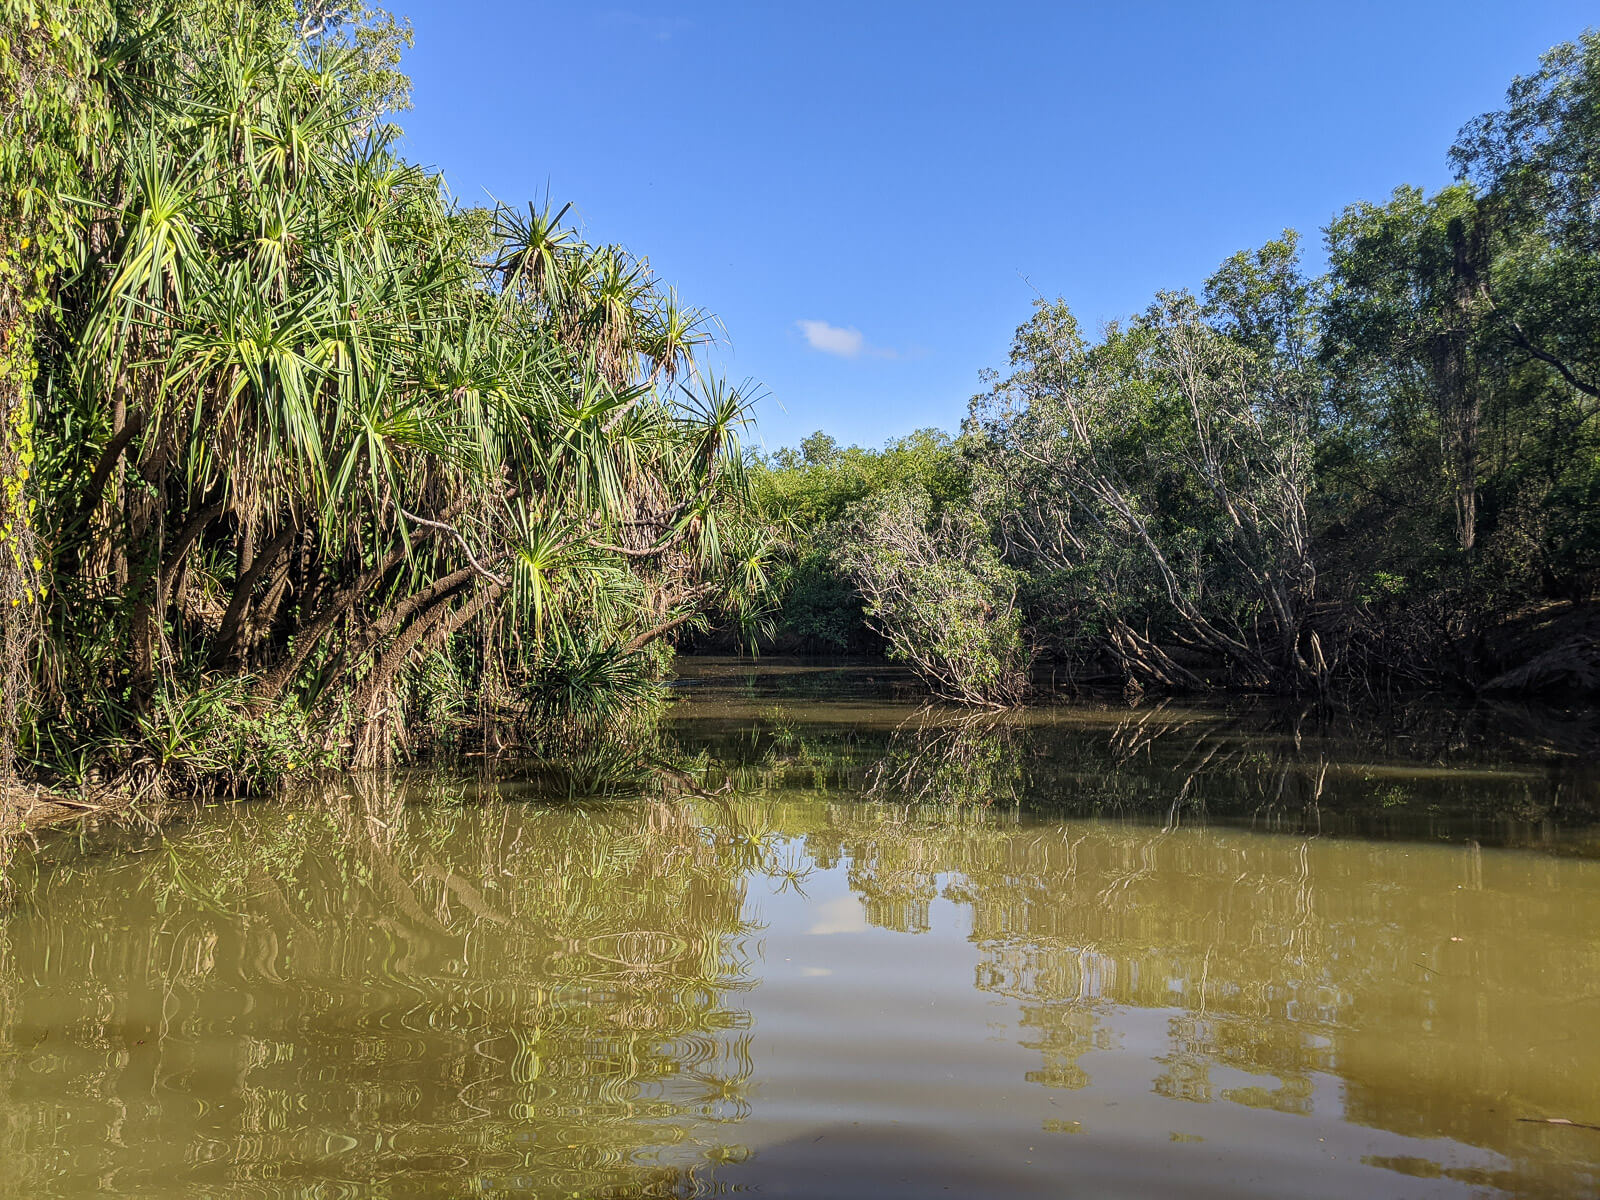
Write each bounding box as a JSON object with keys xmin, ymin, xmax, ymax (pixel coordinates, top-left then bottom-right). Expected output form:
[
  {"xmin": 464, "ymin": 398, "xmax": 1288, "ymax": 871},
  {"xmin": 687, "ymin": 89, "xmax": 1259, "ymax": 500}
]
[
  {"xmin": 8, "ymin": 726, "xmax": 1600, "ymax": 1200},
  {"xmin": 806, "ymin": 894, "xmax": 867, "ymax": 935}
]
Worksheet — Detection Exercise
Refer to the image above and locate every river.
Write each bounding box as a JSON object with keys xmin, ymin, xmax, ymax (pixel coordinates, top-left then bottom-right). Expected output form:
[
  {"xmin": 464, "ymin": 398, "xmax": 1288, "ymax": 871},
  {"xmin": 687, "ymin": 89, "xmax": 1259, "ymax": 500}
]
[{"xmin": 1, "ymin": 660, "xmax": 1596, "ymax": 1197}]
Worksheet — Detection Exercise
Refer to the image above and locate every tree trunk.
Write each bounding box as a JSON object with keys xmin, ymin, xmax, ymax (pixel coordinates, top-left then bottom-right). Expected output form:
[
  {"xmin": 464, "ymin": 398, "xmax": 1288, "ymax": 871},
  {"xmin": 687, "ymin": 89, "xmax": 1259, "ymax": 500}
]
[
  {"xmin": 112, "ymin": 386, "xmax": 131, "ymax": 591},
  {"xmin": 0, "ymin": 246, "xmax": 39, "ymax": 800},
  {"xmin": 252, "ymin": 502, "xmax": 468, "ymax": 703},
  {"xmin": 211, "ymin": 524, "xmax": 298, "ymax": 667},
  {"xmin": 625, "ymin": 593, "xmax": 712, "ymax": 653},
  {"xmin": 126, "ymin": 424, "xmax": 170, "ymax": 705},
  {"xmin": 1445, "ymin": 214, "xmax": 1486, "ymax": 556},
  {"xmin": 156, "ymin": 498, "xmax": 226, "ymax": 623},
  {"xmin": 348, "ymin": 579, "xmax": 503, "ymax": 767}
]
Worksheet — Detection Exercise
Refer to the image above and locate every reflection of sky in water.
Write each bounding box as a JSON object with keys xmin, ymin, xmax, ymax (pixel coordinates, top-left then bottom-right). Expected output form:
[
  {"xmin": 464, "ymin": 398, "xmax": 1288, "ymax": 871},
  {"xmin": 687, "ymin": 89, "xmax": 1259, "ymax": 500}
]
[
  {"xmin": 1, "ymin": 686, "xmax": 1597, "ymax": 1199},
  {"xmin": 803, "ymin": 892, "xmax": 869, "ymax": 935},
  {"xmin": 724, "ymin": 841, "xmax": 1559, "ymax": 1199}
]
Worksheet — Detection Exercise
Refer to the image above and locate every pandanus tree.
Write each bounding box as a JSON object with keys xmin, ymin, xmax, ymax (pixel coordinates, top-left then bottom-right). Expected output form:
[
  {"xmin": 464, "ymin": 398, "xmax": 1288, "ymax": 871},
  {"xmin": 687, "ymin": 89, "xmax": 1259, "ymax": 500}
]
[{"xmin": 13, "ymin": 0, "xmax": 770, "ymax": 781}]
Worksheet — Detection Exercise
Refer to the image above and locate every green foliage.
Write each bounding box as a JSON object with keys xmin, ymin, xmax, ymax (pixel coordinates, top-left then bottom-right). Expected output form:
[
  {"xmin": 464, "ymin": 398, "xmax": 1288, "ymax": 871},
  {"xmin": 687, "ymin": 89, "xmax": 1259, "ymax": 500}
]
[
  {"xmin": 1316, "ymin": 32, "xmax": 1600, "ymax": 627},
  {"xmin": 968, "ymin": 280, "xmax": 1323, "ymax": 691},
  {"xmin": 127, "ymin": 680, "xmax": 331, "ymax": 793},
  {"xmin": 522, "ymin": 630, "xmax": 663, "ymax": 740},
  {"xmin": 748, "ymin": 427, "xmax": 967, "ymax": 651},
  {"xmin": 27, "ymin": 675, "xmax": 329, "ymax": 798},
  {"xmin": 755, "ymin": 426, "xmax": 968, "ymax": 532},
  {"xmin": 830, "ymin": 486, "xmax": 1030, "ymax": 706},
  {"xmin": 753, "ymin": 34, "xmax": 1600, "ymax": 699},
  {"xmin": 1453, "ymin": 29, "xmax": 1600, "ymax": 395},
  {"xmin": 768, "ymin": 551, "xmax": 865, "ymax": 651},
  {"xmin": 0, "ymin": 0, "xmax": 773, "ymax": 804}
]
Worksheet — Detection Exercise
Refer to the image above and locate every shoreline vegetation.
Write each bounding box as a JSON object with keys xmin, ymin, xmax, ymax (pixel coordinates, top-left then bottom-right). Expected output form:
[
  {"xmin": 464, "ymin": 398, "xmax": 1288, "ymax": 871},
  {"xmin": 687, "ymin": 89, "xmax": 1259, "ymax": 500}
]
[
  {"xmin": 1, "ymin": 5, "xmax": 1598, "ymax": 856},
  {"xmin": 742, "ymin": 33, "xmax": 1600, "ymax": 709},
  {"xmin": 0, "ymin": 0, "xmax": 775, "ymax": 855}
]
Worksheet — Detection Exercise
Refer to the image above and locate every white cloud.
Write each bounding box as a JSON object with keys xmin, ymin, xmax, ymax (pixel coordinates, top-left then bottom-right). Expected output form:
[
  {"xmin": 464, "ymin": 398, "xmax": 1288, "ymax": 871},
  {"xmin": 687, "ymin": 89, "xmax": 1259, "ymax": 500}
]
[
  {"xmin": 797, "ymin": 319, "xmax": 866, "ymax": 358},
  {"xmin": 806, "ymin": 894, "xmax": 868, "ymax": 935}
]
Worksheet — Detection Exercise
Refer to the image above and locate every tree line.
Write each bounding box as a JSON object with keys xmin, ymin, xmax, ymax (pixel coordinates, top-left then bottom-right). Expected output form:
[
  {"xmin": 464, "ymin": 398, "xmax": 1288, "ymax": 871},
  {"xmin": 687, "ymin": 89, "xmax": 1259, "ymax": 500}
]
[
  {"xmin": 3, "ymin": 3, "xmax": 1596, "ymax": 827},
  {"xmin": 750, "ymin": 31, "xmax": 1600, "ymax": 706}
]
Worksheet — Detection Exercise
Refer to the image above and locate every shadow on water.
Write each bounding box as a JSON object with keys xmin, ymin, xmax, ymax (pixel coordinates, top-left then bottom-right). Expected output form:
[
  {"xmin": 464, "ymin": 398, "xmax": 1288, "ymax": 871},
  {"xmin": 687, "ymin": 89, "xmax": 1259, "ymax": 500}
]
[
  {"xmin": 671, "ymin": 658, "xmax": 1600, "ymax": 852},
  {"xmin": 0, "ymin": 660, "xmax": 1596, "ymax": 1197}
]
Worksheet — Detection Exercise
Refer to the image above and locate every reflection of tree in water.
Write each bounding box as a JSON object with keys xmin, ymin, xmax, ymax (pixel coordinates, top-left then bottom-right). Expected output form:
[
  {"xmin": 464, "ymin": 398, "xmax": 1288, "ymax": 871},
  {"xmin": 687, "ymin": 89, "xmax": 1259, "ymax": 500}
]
[
  {"xmin": 771, "ymin": 798, "xmax": 1600, "ymax": 1197},
  {"xmin": 680, "ymin": 695, "xmax": 1600, "ymax": 844},
  {"xmin": 1020, "ymin": 1006, "xmax": 1109, "ymax": 1092},
  {"xmin": 0, "ymin": 781, "xmax": 776, "ymax": 1198},
  {"xmin": 867, "ymin": 709, "xmax": 1029, "ymax": 808},
  {"xmin": 4, "ymin": 691, "xmax": 1598, "ymax": 1197}
]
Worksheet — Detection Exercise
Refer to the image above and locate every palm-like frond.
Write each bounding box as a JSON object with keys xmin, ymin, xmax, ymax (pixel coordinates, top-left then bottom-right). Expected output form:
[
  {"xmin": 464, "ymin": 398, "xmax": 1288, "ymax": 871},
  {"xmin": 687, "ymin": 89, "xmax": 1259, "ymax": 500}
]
[{"xmin": 18, "ymin": 0, "xmax": 772, "ymax": 775}]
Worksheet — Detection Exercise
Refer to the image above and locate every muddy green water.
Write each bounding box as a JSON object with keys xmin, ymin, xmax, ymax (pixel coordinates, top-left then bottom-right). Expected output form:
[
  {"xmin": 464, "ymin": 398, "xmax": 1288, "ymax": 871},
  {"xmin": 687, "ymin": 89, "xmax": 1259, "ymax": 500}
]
[{"xmin": 3, "ymin": 662, "xmax": 1599, "ymax": 1198}]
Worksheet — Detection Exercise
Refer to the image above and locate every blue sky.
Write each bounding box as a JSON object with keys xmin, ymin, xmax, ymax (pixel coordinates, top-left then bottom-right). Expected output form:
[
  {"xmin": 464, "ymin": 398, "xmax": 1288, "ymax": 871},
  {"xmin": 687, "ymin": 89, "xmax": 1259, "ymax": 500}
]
[{"xmin": 393, "ymin": 1, "xmax": 1597, "ymax": 453}]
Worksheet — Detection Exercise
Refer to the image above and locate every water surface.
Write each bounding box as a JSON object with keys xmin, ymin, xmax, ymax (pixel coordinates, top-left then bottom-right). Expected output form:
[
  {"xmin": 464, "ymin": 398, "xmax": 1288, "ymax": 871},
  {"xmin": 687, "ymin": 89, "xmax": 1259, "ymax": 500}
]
[{"xmin": 2, "ymin": 662, "xmax": 1597, "ymax": 1197}]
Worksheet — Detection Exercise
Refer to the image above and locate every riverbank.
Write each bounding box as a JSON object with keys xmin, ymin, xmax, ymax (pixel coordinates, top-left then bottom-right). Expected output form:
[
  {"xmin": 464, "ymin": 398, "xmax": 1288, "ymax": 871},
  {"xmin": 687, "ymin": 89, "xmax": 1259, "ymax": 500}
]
[
  {"xmin": 1, "ymin": 782, "xmax": 133, "ymax": 834},
  {"xmin": 8, "ymin": 655, "xmax": 1599, "ymax": 848}
]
